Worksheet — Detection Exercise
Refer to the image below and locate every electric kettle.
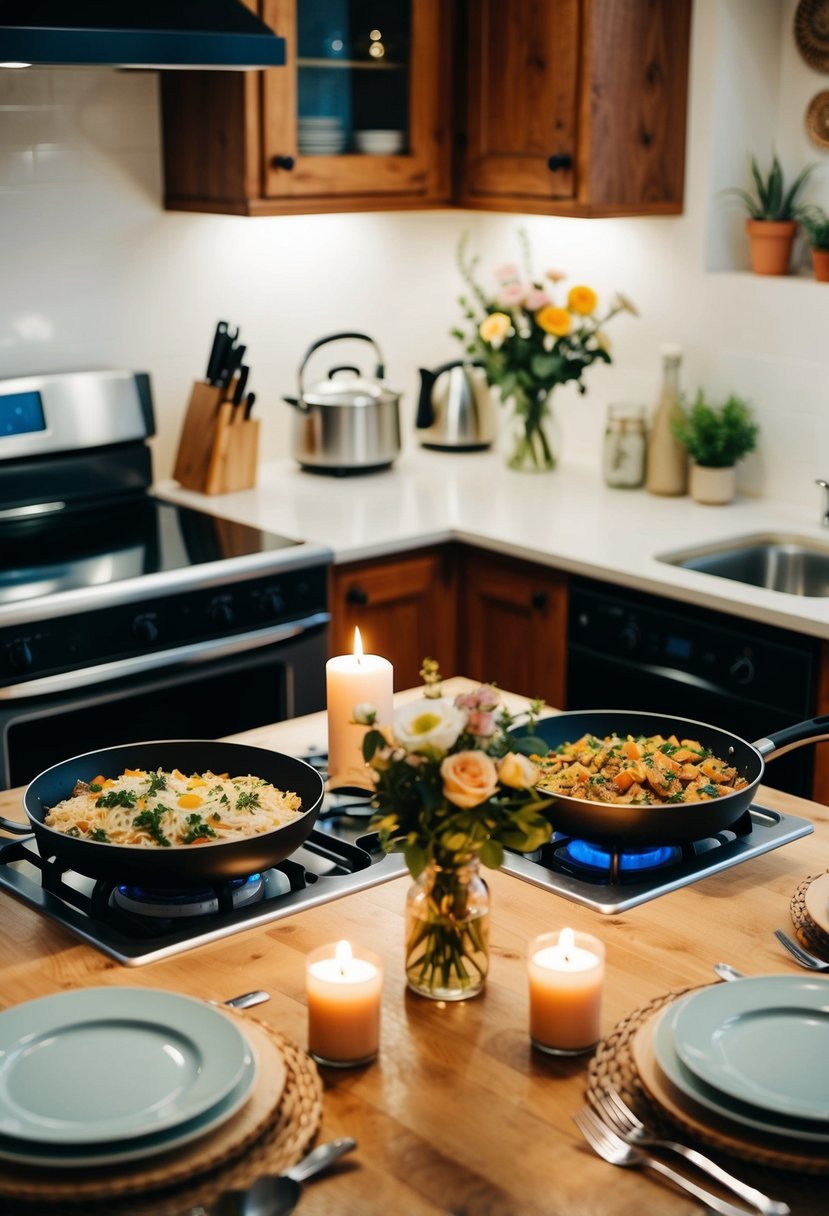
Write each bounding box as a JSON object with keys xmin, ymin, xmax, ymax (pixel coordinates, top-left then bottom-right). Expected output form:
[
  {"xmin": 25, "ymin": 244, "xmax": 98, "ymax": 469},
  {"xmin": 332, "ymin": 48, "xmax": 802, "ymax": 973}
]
[{"xmin": 416, "ymin": 360, "xmax": 497, "ymax": 450}]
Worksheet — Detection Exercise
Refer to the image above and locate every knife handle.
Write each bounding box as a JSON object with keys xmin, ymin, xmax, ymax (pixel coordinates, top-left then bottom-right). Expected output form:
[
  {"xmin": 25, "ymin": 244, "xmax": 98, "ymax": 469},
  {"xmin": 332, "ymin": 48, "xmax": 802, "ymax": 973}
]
[{"xmin": 205, "ymin": 321, "xmax": 229, "ymax": 384}]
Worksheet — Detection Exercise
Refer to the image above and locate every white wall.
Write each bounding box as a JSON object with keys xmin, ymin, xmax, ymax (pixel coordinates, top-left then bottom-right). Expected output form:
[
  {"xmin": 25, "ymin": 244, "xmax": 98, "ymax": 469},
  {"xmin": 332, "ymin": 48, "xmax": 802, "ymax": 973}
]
[{"xmin": 1, "ymin": 0, "xmax": 828, "ymax": 508}]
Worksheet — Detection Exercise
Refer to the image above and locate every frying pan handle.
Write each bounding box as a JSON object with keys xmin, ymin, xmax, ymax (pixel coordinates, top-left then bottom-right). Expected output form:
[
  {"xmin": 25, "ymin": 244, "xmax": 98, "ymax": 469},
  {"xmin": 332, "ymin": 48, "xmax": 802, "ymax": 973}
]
[
  {"xmin": 754, "ymin": 714, "xmax": 829, "ymax": 762},
  {"xmin": 0, "ymin": 816, "xmax": 32, "ymax": 836}
]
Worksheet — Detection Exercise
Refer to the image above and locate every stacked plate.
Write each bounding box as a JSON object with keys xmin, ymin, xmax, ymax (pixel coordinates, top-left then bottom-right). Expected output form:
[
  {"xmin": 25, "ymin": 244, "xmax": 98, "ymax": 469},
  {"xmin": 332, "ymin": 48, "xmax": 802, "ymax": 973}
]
[
  {"xmin": 298, "ymin": 116, "xmax": 347, "ymax": 156},
  {"xmin": 642, "ymin": 977, "xmax": 829, "ymax": 1147},
  {"xmin": 0, "ymin": 987, "xmax": 259, "ymax": 1168}
]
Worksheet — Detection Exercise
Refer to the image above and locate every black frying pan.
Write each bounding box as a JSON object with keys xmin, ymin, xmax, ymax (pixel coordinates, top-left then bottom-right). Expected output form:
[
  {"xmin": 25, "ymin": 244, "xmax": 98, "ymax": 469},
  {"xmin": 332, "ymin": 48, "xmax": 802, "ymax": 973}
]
[
  {"xmin": 522, "ymin": 710, "xmax": 829, "ymax": 845},
  {"xmin": 1, "ymin": 740, "xmax": 324, "ymax": 887}
]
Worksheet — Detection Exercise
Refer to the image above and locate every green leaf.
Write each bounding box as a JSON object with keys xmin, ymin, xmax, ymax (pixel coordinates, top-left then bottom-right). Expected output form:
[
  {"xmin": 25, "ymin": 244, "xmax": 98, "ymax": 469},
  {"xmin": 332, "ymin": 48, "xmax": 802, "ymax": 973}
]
[
  {"xmin": 362, "ymin": 729, "xmax": 386, "ymax": 762},
  {"xmin": 404, "ymin": 841, "xmax": 428, "ymax": 878},
  {"xmin": 480, "ymin": 839, "xmax": 504, "ymax": 869}
]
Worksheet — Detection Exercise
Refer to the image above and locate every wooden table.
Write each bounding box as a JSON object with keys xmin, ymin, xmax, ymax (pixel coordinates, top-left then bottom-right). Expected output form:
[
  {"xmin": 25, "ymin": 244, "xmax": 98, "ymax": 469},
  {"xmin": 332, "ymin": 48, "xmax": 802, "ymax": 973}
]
[{"xmin": 1, "ymin": 681, "xmax": 828, "ymax": 1215}]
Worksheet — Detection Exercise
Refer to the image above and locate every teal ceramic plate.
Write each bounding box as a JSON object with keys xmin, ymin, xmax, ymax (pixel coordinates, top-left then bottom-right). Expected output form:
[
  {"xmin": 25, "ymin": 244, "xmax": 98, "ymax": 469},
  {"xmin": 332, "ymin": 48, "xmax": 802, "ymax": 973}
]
[
  {"xmin": 0, "ymin": 1058, "xmax": 256, "ymax": 1168},
  {"xmin": 0, "ymin": 987, "xmax": 253, "ymax": 1145},
  {"xmin": 652, "ymin": 996, "xmax": 829, "ymax": 1143},
  {"xmin": 670, "ymin": 977, "xmax": 829, "ymax": 1121}
]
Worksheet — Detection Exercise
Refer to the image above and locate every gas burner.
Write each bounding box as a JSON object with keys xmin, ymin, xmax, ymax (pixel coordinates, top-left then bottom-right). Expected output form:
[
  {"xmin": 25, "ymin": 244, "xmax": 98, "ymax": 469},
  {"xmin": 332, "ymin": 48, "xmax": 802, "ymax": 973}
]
[
  {"xmin": 556, "ymin": 838, "xmax": 683, "ymax": 883},
  {"xmin": 112, "ymin": 873, "xmax": 266, "ymax": 919}
]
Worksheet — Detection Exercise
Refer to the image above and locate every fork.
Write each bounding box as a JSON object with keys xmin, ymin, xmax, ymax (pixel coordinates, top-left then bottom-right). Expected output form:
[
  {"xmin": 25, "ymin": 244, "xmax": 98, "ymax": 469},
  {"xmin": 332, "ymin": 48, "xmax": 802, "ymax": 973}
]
[
  {"xmin": 774, "ymin": 929, "xmax": 829, "ymax": 972},
  {"xmin": 572, "ymin": 1105, "xmax": 755, "ymax": 1216},
  {"xmin": 590, "ymin": 1086, "xmax": 790, "ymax": 1216}
]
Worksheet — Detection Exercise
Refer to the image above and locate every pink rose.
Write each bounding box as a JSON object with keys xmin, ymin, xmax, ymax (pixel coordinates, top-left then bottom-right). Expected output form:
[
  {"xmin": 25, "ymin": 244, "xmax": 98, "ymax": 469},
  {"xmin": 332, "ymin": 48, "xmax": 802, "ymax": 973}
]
[
  {"xmin": 495, "ymin": 262, "xmax": 520, "ymax": 283},
  {"xmin": 441, "ymin": 751, "xmax": 499, "ymax": 809},
  {"xmin": 467, "ymin": 710, "xmax": 496, "ymax": 738},
  {"xmin": 495, "ymin": 282, "xmax": 526, "ymax": 307},
  {"xmin": 525, "ymin": 288, "xmax": 551, "ymax": 311}
]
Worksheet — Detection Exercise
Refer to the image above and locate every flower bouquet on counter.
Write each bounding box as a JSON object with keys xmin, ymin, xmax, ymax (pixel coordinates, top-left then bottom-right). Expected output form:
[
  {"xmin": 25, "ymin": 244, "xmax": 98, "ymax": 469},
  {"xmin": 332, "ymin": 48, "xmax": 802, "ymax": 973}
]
[
  {"xmin": 453, "ymin": 228, "xmax": 638, "ymax": 471},
  {"xmin": 359, "ymin": 660, "xmax": 554, "ymax": 1000}
]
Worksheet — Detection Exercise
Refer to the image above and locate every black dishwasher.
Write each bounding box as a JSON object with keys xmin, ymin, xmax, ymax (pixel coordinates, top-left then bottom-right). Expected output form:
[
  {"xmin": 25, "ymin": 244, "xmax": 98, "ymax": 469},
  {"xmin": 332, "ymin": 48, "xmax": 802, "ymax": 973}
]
[{"xmin": 567, "ymin": 577, "xmax": 820, "ymax": 798}]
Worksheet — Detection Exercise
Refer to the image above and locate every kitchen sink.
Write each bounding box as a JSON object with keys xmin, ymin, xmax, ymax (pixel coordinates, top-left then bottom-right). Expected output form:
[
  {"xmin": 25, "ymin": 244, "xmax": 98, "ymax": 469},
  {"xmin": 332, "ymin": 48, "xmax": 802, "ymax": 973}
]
[{"xmin": 657, "ymin": 533, "xmax": 829, "ymax": 597}]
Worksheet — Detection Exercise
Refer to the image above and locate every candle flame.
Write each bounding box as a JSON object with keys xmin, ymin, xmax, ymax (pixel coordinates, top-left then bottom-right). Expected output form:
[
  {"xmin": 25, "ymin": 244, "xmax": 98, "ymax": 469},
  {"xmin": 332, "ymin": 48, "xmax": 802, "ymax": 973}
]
[
  {"xmin": 335, "ymin": 939, "xmax": 353, "ymax": 975},
  {"xmin": 559, "ymin": 926, "xmax": 575, "ymax": 962},
  {"xmin": 353, "ymin": 627, "xmax": 364, "ymax": 663}
]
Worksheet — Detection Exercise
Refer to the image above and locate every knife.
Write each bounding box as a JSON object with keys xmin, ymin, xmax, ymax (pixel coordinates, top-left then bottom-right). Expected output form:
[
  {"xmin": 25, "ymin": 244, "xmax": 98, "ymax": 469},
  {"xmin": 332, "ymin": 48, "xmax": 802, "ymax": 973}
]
[
  {"xmin": 205, "ymin": 321, "xmax": 229, "ymax": 384},
  {"xmin": 243, "ymin": 391, "xmax": 256, "ymax": 420},
  {"xmin": 220, "ymin": 342, "xmax": 246, "ymax": 392},
  {"xmin": 232, "ymin": 364, "xmax": 249, "ymax": 407}
]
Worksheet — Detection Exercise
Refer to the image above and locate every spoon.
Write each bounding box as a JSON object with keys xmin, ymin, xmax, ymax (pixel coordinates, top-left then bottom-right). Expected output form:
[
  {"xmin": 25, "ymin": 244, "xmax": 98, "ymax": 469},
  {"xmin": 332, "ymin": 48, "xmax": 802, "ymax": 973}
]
[
  {"xmin": 713, "ymin": 962, "xmax": 745, "ymax": 982},
  {"xmin": 209, "ymin": 1137, "xmax": 357, "ymax": 1216}
]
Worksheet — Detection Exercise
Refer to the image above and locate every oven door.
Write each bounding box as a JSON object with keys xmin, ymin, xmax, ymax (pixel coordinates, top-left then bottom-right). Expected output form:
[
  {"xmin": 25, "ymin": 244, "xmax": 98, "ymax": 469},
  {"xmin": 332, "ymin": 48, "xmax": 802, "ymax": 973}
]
[{"xmin": 0, "ymin": 616, "xmax": 328, "ymax": 789}]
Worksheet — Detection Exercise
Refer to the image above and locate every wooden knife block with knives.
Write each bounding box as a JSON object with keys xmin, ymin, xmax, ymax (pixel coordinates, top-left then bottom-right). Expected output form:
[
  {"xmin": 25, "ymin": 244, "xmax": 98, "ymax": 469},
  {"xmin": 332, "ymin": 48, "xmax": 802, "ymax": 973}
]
[{"xmin": 173, "ymin": 322, "xmax": 259, "ymax": 495}]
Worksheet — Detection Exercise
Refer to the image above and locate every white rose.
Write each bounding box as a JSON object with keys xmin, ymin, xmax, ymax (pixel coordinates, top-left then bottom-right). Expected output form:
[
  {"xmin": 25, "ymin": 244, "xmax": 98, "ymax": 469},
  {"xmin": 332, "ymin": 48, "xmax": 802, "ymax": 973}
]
[
  {"xmin": 352, "ymin": 702, "xmax": 377, "ymax": 725},
  {"xmin": 498, "ymin": 751, "xmax": 540, "ymax": 790},
  {"xmin": 394, "ymin": 697, "xmax": 467, "ymax": 753}
]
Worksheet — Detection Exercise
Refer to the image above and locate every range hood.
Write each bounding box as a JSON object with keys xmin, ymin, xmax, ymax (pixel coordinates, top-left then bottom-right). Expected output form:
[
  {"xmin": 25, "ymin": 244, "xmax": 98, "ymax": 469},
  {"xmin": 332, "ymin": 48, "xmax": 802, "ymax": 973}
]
[{"xmin": 0, "ymin": 1, "xmax": 286, "ymax": 71}]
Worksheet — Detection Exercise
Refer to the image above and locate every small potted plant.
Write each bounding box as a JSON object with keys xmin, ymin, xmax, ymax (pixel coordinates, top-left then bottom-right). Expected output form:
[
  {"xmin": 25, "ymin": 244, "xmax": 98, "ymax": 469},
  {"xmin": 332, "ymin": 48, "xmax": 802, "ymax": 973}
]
[
  {"xmin": 726, "ymin": 154, "xmax": 814, "ymax": 275},
  {"xmin": 794, "ymin": 204, "xmax": 829, "ymax": 282},
  {"xmin": 672, "ymin": 391, "xmax": 758, "ymax": 505}
]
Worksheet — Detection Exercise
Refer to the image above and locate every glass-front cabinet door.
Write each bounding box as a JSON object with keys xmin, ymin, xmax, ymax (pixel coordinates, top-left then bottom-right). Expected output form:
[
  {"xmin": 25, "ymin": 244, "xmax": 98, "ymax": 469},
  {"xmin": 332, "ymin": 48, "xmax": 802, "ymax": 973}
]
[{"xmin": 262, "ymin": 0, "xmax": 449, "ymax": 208}]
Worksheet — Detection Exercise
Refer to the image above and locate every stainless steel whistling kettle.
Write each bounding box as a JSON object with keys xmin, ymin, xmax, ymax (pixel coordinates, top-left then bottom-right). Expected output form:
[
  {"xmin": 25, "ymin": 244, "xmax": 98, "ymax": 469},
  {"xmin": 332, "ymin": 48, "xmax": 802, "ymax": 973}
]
[
  {"xmin": 416, "ymin": 360, "xmax": 496, "ymax": 451},
  {"xmin": 283, "ymin": 332, "xmax": 401, "ymax": 475}
]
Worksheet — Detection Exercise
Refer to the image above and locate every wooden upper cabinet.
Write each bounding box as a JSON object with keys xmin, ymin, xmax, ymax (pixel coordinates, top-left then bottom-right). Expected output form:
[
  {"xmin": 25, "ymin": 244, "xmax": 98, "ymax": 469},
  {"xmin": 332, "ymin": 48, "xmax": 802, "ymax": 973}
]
[
  {"xmin": 161, "ymin": 0, "xmax": 451, "ymax": 216},
  {"xmin": 455, "ymin": 0, "xmax": 693, "ymax": 217}
]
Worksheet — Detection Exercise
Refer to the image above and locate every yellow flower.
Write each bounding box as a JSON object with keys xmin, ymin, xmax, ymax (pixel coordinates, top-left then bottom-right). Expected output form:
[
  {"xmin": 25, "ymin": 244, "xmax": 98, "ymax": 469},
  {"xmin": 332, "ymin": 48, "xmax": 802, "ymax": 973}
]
[
  {"xmin": 536, "ymin": 306, "xmax": 572, "ymax": 337},
  {"xmin": 479, "ymin": 312, "xmax": 512, "ymax": 343},
  {"xmin": 567, "ymin": 285, "xmax": 598, "ymax": 316}
]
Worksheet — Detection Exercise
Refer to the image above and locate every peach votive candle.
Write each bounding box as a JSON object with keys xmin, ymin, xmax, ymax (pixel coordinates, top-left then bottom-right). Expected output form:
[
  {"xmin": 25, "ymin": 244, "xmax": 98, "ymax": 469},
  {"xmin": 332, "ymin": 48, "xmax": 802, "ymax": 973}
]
[
  {"xmin": 306, "ymin": 940, "xmax": 383, "ymax": 1067},
  {"xmin": 528, "ymin": 928, "xmax": 605, "ymax": 1055}
]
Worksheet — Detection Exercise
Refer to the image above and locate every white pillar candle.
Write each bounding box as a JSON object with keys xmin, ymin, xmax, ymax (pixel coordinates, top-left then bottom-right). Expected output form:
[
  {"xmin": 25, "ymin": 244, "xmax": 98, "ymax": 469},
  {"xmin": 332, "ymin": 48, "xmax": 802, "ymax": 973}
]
[
  {"xmin": 528, "ymin": 928, "xmax": 605, "ymax": 1055},
  {"xmin": 306, "ymin": 940, "xmax": 383, "ymax": 1067},
  {"xmin": 326, "ymin": 628, "xmax": 393, "ymax": 788}
]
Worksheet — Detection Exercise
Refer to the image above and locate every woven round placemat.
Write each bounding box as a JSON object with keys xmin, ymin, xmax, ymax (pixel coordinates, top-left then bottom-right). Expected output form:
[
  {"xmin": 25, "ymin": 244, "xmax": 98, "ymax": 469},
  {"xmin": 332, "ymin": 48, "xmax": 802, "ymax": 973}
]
[
  {"xmin": 2, "ymin": 1016, "xmax": 323, "ymax": 1216},
  {"xmin": 587, "ymin": 987, "xmax": 829, "ymax": 1178},
  {"xmin": 790, "ymin": 871, "xmax": 829, "ymax": 959},
  {"xmin": 795, "ymin": 0, "xmax": 829, "ymax": 72}
]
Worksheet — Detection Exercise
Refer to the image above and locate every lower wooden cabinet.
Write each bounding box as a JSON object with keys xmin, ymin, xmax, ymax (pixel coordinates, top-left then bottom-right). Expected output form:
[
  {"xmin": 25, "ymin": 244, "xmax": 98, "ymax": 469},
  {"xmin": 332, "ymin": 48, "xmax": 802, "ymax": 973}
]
[
  {"xmin": 329, "ymin": 548, "xmax": 458, "ymax": 692},
  {"xmin": 457, "ymin": 549, "xmax": 568, "ymax": 709}
]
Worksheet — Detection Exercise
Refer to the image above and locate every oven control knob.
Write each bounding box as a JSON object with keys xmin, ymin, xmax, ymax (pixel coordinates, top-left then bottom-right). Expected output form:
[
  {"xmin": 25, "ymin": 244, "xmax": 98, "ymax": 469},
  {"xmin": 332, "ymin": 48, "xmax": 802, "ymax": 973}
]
[
  {"xmin": 132, "ymin": 614, "xmax": 159, "ymax": 644},
  {"xmin": 6, "ymin": 639, "xmax": 33, "ymax": 672},
  {"xmin": 208, "ymin": 598, "xmax": 235, "ymax": 627},
  {"xmin": 262, "ymin": 589, "xmax": 286, "ymax": 618},
  {"xmin": 618, "ymin": 622, "xmax": 641, "ymax": 651},
  {"xmin": 729, "ymin": 655, "xmax": 755, "ymax": 686}
]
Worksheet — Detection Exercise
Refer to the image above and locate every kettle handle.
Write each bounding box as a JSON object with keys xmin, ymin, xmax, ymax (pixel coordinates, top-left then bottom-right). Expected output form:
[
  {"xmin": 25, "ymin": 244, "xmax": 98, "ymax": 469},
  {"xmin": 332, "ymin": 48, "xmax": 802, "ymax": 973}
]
[
  {"xmin": 297, "ymin": 332, "xmax": 385, "ymax": 406},
  {"xmin": 431, "ymin": 357, "xmax": 484, "ymax": 378}
]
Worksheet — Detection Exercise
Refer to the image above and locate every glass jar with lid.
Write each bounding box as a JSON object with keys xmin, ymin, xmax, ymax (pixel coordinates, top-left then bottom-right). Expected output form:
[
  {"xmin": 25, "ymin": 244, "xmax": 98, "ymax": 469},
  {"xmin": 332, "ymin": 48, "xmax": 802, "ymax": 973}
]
[{"xmin": 603, "ymin": 404, "xmax": 647, "ymax": 488}]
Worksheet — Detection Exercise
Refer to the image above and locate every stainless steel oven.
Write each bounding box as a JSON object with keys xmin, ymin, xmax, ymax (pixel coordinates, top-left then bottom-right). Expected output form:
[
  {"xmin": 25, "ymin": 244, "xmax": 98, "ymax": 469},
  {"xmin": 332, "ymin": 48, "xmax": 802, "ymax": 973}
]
[{"xmin": 0, "ymin": 370, "xmax": 332, "ymax": 788}]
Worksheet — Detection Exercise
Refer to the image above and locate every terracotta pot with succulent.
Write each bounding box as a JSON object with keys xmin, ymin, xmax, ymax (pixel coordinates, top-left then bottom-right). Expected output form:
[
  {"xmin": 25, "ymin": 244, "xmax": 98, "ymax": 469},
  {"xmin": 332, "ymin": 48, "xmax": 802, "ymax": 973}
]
[
  {"xmin": 672, "ymin": 392, "xmax": 759, "ymax": 505},
  {"xmin": 794, "ymin": 204, "xmax": 829, "ymax": 282},
  {"xmin": 726, "ymin": 154, "xmax": 814, "ymax": 275}
]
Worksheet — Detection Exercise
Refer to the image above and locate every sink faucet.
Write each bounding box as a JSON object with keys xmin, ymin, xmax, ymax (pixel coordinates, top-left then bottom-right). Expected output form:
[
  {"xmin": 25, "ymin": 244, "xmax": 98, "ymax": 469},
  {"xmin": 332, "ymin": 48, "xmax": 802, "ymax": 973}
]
[{"xmin": 818, "ymin": 479, "xmax": 829, "ymax": 527}]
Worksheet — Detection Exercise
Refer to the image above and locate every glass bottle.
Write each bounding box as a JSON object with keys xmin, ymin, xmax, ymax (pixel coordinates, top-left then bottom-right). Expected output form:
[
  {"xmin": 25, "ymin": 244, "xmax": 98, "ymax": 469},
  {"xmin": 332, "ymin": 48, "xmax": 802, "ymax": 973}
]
[
  {"xmin": 603, "ymin": 404, "xmax": 646, "ymax": 488},
  {"xmin": 645, "ymin": 344, "xmax": 687, "ymax": 496}
]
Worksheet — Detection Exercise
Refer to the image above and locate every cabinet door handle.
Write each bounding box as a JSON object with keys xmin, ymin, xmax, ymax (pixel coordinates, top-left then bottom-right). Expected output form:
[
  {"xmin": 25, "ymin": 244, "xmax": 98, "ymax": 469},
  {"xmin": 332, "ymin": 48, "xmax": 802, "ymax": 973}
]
[
  {"xmin": 271, "ymin": 155, "xmax": 295, "ymax": 171},
  {"xmin": 547, "ymin": 154, "xmax": 573, "ymax": 172},
  {"xmin": 531, "ymin": 591, "xmax": 548, "ymax": 611},
  {"xmin": 346, "ymin": 585, "xmax": 369, "ymax": 606}
]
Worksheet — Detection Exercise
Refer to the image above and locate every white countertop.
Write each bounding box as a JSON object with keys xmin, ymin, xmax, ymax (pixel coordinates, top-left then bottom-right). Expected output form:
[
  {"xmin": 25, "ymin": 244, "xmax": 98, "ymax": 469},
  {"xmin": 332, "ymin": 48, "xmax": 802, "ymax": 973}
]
[{"xmin": 157, "ymin": 447, "xmax": 829, "ymax": 641}]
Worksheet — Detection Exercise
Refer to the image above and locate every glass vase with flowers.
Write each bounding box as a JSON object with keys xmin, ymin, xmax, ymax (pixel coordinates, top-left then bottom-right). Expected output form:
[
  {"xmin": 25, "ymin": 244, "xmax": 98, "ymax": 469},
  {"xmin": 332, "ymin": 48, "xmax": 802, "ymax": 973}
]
[
  {"xmin": 360, "ymin": 662, "xmax": 554, "ymax": 1000},
  {"xmin": 453, "ymin": 229, "xmax": 638, "ymax": 471}
]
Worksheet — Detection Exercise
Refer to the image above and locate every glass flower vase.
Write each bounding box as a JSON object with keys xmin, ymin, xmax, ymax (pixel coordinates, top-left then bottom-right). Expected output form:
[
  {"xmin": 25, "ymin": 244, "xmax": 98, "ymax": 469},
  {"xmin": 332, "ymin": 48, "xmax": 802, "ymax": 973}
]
[
  {"xmin": 404, "ymin": 855, "xmax": 490, "ymax": 1000},
  {"xmin": 507, "ymin": 392, "xmax": 557, "ymax": 472}
]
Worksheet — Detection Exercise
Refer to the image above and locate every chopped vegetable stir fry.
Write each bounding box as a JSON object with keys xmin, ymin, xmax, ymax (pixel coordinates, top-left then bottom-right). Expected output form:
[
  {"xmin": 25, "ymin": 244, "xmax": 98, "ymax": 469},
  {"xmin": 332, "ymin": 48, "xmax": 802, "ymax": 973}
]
[{"xmin": 532, "ymin": 733, "xmax": 749, "ymax": 806}]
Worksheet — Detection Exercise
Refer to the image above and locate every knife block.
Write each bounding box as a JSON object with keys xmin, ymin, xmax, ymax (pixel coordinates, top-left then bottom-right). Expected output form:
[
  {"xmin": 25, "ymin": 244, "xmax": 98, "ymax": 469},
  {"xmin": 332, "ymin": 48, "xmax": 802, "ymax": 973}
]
[{"xmin": 173, "ymin": 380, "xmax": 260, "ymax": 496}]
